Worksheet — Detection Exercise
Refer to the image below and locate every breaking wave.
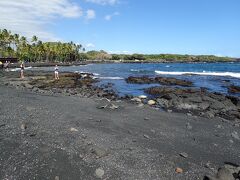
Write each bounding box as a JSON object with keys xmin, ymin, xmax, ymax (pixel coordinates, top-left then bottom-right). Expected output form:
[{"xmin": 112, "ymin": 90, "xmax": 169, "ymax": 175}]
[
  {"xmin": 155, "ymin": 70, "xmax": 240, "ymax": 78},
  {"xmin": 10, "ymin": 66, "xmax": 32, "ymax": 72},
  {"xmin": 98, "ymin": 77, "xmax": 124, "ymax": 80}
]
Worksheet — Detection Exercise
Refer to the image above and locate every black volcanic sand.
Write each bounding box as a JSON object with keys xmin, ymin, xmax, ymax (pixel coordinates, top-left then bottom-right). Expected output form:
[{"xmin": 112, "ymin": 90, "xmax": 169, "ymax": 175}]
[{"xmin": 0, "ymin": 70, "xmax": 240, "ymax": 179}]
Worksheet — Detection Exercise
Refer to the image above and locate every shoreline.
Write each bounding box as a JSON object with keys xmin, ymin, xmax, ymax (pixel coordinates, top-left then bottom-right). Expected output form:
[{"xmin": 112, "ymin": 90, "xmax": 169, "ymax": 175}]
[
  {"xmin": 4, "ymin": 60, "xmax": 240, "ymax": 69},
  {"xmin": 1, "ymin": 70, "xmax": 240, "ymax": 121},
  {"xmin": 0, "ymin": 70, "xmax": 240, "ymax": 179}
]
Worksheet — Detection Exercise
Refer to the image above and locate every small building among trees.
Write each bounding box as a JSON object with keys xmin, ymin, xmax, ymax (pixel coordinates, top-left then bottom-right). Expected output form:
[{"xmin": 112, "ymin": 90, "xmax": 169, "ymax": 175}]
[{"xmin": 0, "ymin": 57, "xmax": 18, "ymax": 63}]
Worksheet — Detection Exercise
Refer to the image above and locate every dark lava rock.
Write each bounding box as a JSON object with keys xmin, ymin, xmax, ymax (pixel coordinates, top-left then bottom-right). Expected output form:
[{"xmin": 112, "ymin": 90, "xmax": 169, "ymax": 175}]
[
  {"xmin": 179, "ymin": 152, "xmax": 188, "ymax": 158},
  {"xmin": 27, "ymin": 72, "xmax": 118, "ymax": 99},
  {"xmin": 228, "ymin": 85, "xmax": 240, "ymax": 94},
  {"xmin": 154, "ymin": 77, "xmax": 192, "ymax": 86},
  {"xmin": 144, "ymin": 86, "xmax": 240, "ymax": 121},
  {"xmin": 126, "ymin": 76, "xmax": 154, "ymax": 84},
  {"xmin": 29, "ymin": 73, "xmax": 97, "ymax": 89},
  {"xmin": 126, "ymin": 76, "xmax": 193, "ymax": 87}
]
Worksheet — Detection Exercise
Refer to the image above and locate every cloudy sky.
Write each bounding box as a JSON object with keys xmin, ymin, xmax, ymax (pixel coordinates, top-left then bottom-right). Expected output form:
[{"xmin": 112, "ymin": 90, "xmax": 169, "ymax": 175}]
[{"xmin": 0, "ymin": 0, "xmax": 239, "ymax": 56}]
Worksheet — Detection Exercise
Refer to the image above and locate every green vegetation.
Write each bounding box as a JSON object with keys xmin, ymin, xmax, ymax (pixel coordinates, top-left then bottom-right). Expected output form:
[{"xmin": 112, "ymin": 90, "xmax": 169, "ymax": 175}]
[
  {"xmin": 0, "ymin": 29, "xmax": 85, "ymax": 62},
  {"xmin": 110, "ymin": 53, "xmax": 235, "ymax": 62},
  {"xmin": 0, "ymin": 29, "xmax": 236, "ymax": 63}
]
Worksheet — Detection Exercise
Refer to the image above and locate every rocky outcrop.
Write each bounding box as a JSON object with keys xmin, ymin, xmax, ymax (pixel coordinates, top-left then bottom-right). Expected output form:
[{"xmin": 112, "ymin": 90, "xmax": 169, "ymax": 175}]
[
  {"xmin": 155, "ymin": 77, "xmax": 193, "ymax": 86},
  {"xmin": 3, "ymin": 71, "xmax": 117, "ymax": 100},
  {"xmin": 145, "ymin": 86, "xmax": 240, "ymax": 120},
  {"xmin": 126, "ymin": 76, "xmax": 193, "ymax": 87},
  {"xmin": 126, "ymin": 76, "xmax": 154, "ymax": 84}
]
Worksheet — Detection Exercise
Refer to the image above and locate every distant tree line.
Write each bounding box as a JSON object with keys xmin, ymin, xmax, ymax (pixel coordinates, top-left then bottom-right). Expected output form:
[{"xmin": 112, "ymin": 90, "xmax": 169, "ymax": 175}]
[
  {"xmin": 110, "ymin": 54, "xmax": 235, "ymax": 62},
  {"xmin": 0, "ymin": 28, "xmax": 235, "ymax": 63}
]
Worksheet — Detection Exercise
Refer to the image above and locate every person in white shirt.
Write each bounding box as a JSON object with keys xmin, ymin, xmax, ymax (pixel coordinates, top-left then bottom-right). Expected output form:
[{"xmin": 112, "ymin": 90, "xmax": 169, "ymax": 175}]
[{"xmin": 54, "ymin": 65, "xmax": 59, "ymax": 80}]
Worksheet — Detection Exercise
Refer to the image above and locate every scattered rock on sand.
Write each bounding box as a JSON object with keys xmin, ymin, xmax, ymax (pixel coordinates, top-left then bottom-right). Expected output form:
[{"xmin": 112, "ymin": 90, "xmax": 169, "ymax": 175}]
[
  {"xmin": 179, "ymin": 152, "xmax": 188, "ymax": 158},
  {"xmin": 96, "ymin": 105, "xmax": 108, "ymax": 109},
  {"xmin": 148, "ymin": 100, "xmax": 156, "ymax": 105},
  {"xmin": 95, "ymin": 168, "xmax": 104, "ymax": 179},
  {"xmin": 175, "ymin": 167, "xmax": 183, "ymax": 173},
  {"xmin": 143, "ymin": 134, "xmax": 150, "ymax": 139},
  {"xmin": 144, "ymin": 117, "xmax": 150, "ymax": 121},
  {"xmin": 21, "ymin": 123, "xmax": 27, "ymax": 130},
  {"xmin": 204, "ymin": 162, "xmax": 211, "ymax": 169},
  {"xmin": 70, "ymin": 127, "xmax": 78, "ymax": 132}
]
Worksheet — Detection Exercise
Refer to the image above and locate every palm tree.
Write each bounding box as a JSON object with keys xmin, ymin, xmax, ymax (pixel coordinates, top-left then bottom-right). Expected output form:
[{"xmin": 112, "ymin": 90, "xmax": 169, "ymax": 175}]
[
  {"xmin": 31, "ymin": 35, "xmax": 38, "ymax": 61},
  {"xmin": 31, "ymin": 35, "xmax": 38, "ymax": 44}
]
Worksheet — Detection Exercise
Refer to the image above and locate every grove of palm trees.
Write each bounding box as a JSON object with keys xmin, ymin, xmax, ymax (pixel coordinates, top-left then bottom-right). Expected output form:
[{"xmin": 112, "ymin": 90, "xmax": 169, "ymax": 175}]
[{"xmin": 0, "ymin": 29, "xmax": 85, "ymax": 62}]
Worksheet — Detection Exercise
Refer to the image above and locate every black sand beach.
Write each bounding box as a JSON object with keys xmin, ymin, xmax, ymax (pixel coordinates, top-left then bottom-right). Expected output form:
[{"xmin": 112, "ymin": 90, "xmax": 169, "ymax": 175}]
[{"xmin": 0, "ymin": 71, "xmax": 240, "ymax": 180}]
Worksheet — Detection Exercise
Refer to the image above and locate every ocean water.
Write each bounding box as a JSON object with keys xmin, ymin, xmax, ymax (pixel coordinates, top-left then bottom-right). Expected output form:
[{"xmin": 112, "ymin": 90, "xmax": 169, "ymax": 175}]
[{"xmin": 34, "ymin": 62, "xmax": 240, "ymax": 97}]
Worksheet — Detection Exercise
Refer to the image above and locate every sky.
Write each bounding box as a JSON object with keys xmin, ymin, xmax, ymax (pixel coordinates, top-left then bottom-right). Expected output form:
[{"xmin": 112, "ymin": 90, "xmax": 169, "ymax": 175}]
[{"xmin": 0, "ymin": 0, "xmax": 239, "ymax": 57}]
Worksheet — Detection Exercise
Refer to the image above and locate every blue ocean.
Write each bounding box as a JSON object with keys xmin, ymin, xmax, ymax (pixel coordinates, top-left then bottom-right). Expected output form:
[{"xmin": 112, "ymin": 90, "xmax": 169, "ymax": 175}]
[{"xmin": 35, "ymin": 62, "xmax": 240, "ymax": 97}]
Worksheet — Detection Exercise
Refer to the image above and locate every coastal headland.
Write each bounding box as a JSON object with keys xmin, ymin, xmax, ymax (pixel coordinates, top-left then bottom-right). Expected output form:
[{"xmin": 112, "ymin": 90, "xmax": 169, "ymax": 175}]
[{"xmin": 0, "ymin": 69, "xmax": 240, "ymax": 179}]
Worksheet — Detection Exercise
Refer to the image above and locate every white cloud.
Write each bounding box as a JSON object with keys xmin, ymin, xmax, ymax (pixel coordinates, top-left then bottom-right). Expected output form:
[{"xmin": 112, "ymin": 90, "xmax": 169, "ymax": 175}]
[
  {"xmin": 0, "ymin": 0, "xmax": 83, "ymax": 41},
  {"xmin": 104, "ymin": 12, "xmax": 119, "ymax": 21},
  {"xmin": 105, "ymin": 15, "xmax": 112, "ymax": 21},
  {"xmin": 86, "ymin": 9, "xmax": 96, "ymax": 20},
  {"xmin": 85, "ymin": 0, "xmax": 118, "ymax": 5},
  {"xmin": 86, "ymin": 43, "xmax": 95, "ymax": 48}
]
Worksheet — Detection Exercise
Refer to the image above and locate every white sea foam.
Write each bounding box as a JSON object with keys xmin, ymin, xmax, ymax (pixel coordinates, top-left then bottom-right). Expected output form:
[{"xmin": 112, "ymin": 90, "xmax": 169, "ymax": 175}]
[
  {"xmin": 155, "ymin": 70, "xmax": 240, "ymax": 78},
  {"xmin": 10, "ymin": 66, "xmax": 32, "ymax": 72},
  {"xmin": 130, "ymin": 69, "xmax": 140, "ymax": 72},
  {"xmin": 99, "ymin": 77, "xmax": 124, "ymax": 80},
  {"xmin": 74, "ymin": 71, "xmax": 100, "ymax": 76}
]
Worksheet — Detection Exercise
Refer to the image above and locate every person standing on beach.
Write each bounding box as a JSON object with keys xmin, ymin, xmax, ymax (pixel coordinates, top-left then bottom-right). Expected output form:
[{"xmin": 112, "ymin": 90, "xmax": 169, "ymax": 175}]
[
  {"xmin": 4, "ymin": 61, "xmax": 10, "ymax": 71},
  {"xmin": 54, "ymin": 65, "xmax": 59, "ymax": 80},
  {"xmin": 20, "ymin": 62, "xmax": 25, "ymax": 78}
]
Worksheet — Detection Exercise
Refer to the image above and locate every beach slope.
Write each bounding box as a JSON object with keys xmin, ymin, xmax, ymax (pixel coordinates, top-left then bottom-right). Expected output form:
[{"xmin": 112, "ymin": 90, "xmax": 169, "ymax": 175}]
[{"xmin": 0, "ymin": 84, "xmax": 240, "ymax": 179}]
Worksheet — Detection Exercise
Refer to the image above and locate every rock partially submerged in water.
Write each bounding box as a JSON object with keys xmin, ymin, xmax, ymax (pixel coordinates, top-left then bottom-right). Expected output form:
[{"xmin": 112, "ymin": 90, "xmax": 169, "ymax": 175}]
[
  {"xmin": 145, "ymin": 86, "xmax": 240, "ymax": 121},
  {"xmin": 228, "ymin": 85, "xmax": 240, "ymax": 94},
  {"xmin": 126, "ymin": 76, "xmax": 193, "ymax": 87}
]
